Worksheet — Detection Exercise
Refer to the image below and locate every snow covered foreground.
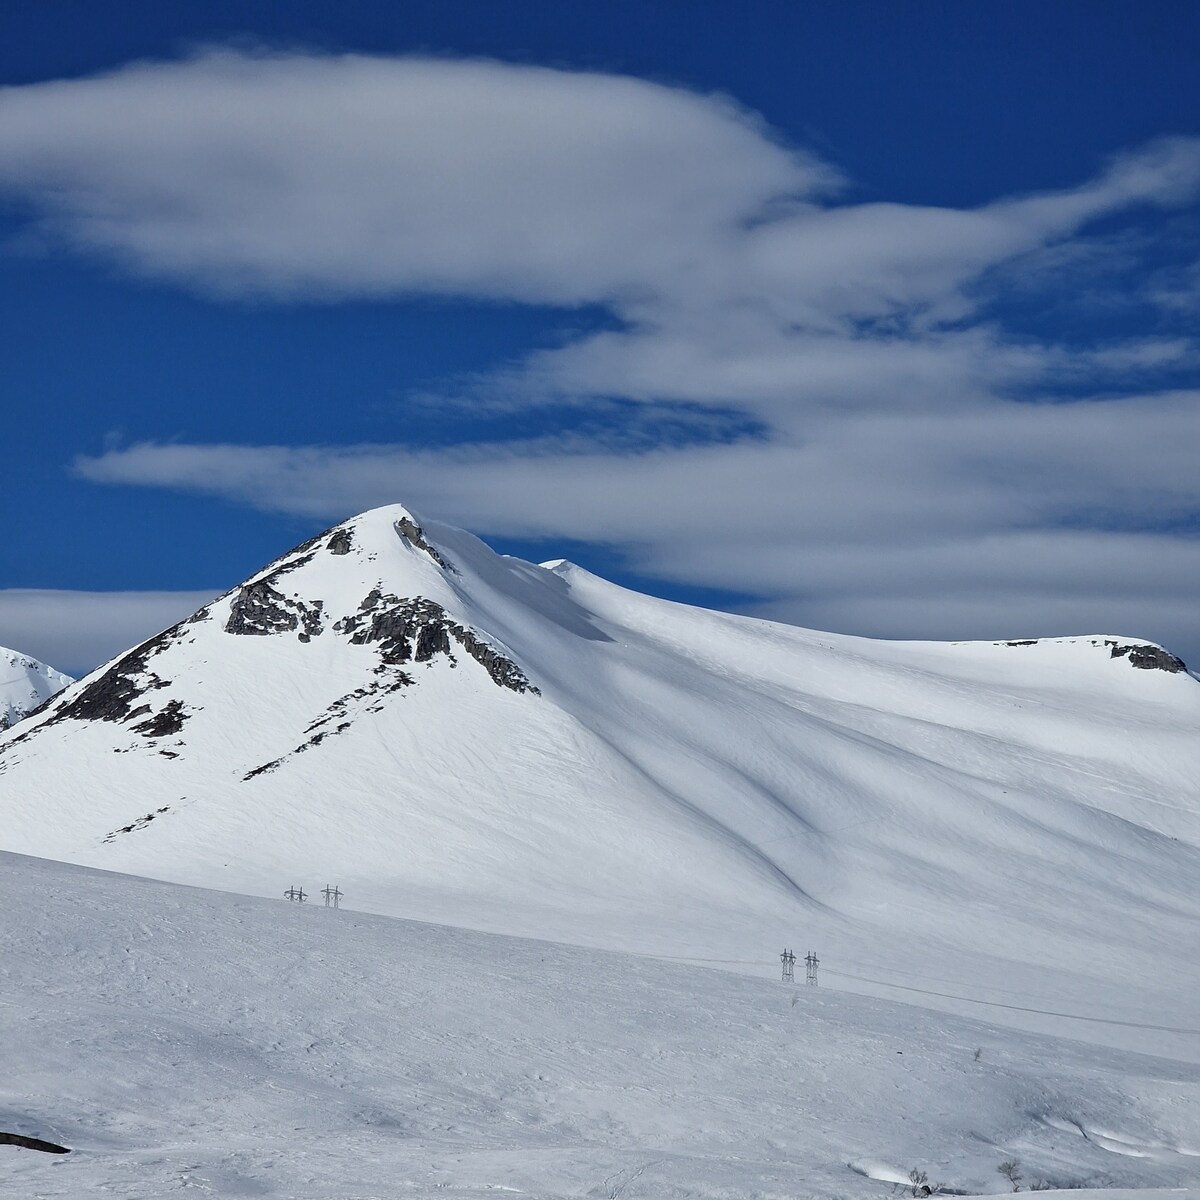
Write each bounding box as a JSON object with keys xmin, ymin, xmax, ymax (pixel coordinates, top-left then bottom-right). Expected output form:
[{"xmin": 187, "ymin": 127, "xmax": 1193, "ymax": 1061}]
[
  {"xmin": 2, "ymin": 504, "xmax": 1200, "ymax": 1065},
  {"xmin": 3, "ymin": 851, "xmax": 1199, "ymax": 1200},
  {"xmin": 0, "ymin": 646, "xmax": 70, "ymax": 730}
]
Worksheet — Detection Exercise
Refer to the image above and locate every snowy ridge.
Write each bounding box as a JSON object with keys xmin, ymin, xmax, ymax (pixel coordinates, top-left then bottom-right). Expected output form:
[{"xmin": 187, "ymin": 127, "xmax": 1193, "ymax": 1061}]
[
  {"xmin": 1, "ymin": 504, "xmax": 1199, "ymax": 1059},
  {"xmin": 0, "ymin": 645, "xmax": 71, "ymax": 730}
]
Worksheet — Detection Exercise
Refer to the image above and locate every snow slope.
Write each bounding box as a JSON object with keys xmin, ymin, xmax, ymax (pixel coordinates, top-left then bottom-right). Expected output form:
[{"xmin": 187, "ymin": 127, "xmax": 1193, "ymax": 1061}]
[
  {"xmin": 3, "ymin": 850, "xmax": 1199, "ymax": 1200},
  {"xmin": 0, "ymin": 645, "xmax": 70, "ymax": 730},
  {"xmin": 1, "ymin": 504, "xmax": 1198, "ymax": 1058}
]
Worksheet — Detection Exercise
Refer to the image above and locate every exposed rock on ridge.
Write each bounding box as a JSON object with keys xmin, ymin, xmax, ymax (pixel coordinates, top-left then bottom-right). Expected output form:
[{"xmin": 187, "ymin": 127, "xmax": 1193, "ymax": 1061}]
[
  {"xmin": 337, "ymin": 588, "xmax": 539, "ymax": 694},
  {"xmin": 395, "ymin": 516, "xmax": 454, "ymax": 571},
  {"xmin": 1108, "ymin": 642, "xmax": 1186, "ymax": 673},
  {"xmin": 999, "ymin": 636, "xmax": 1188, "ymax": 674},
  {"xmin": 225, "ymin": 581, "xmax": 324, "ymax": 641},
  {"xmin": 5, "ymin": 623, "xmax": 193, "ymax": 749}
]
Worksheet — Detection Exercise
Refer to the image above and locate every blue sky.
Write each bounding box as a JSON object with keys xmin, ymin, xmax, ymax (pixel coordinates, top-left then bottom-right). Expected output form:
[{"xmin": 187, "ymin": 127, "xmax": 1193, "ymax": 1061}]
[{"xmin": 1, "ymin": 1, "xmax": 1198, "ymax": 675}]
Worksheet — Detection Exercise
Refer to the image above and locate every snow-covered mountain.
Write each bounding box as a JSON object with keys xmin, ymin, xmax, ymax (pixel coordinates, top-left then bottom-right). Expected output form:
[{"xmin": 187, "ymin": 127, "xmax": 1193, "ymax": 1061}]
[
  {"xmin": 0, "ymin": 646, "xmax": 71, "ymax": 730},
  {"xmin": 2, "ymin": 504, "xmax": 1198, "ymax": 1055}
]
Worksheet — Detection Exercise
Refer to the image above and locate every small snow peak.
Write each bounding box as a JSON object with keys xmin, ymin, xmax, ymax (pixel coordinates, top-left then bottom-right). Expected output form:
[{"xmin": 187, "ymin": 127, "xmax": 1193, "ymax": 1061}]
[
  {"xmin": 540, "ymin": 559, "xmax": 584, "ymax": 578},
  {"xmin": 0, "ymin": 646, "xmax": 72, "ymax": 731}
]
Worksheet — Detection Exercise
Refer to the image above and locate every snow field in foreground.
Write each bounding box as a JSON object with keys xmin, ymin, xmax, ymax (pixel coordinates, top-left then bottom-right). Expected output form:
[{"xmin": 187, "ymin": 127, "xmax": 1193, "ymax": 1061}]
[{"xmin": 3, "ymin": 852, "xmax": 1198, "ymax": 1200}]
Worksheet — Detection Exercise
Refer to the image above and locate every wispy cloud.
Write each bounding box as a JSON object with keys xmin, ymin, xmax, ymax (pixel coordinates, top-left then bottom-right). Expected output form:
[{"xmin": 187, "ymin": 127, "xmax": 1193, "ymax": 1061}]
[
  {"xmin": 75, "ymin": 385, "xmax": 1200, "ymax": 649},
  {"xmin": 74, "ymin": 387, "xmax": 1200, "ymax": 551},
  {"xmin": 2, "ymin": 49, "xmax": 1199, "ymax": 661}
]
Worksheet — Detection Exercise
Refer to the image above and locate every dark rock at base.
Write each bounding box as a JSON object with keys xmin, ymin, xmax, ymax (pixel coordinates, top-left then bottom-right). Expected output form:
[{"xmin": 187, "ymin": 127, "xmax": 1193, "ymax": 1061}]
[{"xmin": 0, "ymin": 1132, "xmax": 70, "ymax": 1154}]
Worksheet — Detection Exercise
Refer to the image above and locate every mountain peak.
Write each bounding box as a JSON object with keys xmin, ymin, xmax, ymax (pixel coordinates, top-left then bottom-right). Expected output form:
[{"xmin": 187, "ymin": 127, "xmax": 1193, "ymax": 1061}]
[
  {"xmin": 245, "ymin": 504, "xmax": 450, "ymax": 582},
  {"xmin": 0, "ymin": 506, "xmax": 540, "ymax": 783},
  {"xmin": 1, "ymin": 505, "xmax": 1197, "ymax": 1017}
]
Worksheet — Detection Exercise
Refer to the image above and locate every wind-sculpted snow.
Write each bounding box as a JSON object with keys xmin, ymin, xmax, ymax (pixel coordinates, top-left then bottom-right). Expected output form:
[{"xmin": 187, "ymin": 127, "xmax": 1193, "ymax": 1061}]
[{"xmin": 1, "ymin": 503, "xmax": 1199, "ymax": 1065}]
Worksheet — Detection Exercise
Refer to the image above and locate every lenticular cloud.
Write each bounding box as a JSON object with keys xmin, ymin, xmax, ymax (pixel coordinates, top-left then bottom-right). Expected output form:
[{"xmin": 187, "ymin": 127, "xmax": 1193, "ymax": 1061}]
[{"xmin": 0, "ymin": 50, "xmax": 832, "ymax": 301}]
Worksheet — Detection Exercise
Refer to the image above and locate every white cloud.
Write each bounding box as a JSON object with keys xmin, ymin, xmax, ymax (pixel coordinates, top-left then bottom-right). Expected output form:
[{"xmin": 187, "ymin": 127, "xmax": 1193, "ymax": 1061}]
[
  {"xmin": 75, "ymin": 388, "xmax": 1200, "ymax": 544},
  {"xmin": 0, "ymin": 590, "xmax": 219, "ymax": 677},
  {"xmin": 0, "ymin": 50, "xmax": 832, "ymax": 303},
  {"xmin": 2, "ymin": 50, "xmax": 1198, "ymax": 665},
  {"xmin": 0, "ymin": 49, "xmax": 1194, "ymax": 329}
]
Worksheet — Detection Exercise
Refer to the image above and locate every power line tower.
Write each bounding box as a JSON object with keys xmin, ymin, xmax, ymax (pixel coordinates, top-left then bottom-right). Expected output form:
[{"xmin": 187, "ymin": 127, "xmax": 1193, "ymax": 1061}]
[
  {"xmin": 805, "ymin": 950, "xmax": 819, "ymax": 986},
  {"xmin": 321, "ymin": 884, "xmax": 343, "ymax": 909},
  {"xmin": 781, "ymin": 948, "xmax": 796, "ymax": 983},
  {"xmin": 284, "ymin": 885, "xmax": 307, "ymax": 903}
]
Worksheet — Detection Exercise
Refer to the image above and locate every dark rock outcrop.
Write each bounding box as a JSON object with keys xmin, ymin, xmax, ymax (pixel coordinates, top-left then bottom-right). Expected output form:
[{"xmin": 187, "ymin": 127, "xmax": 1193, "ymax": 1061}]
[
  {"xmin": 1108, "ymin": 642, "xmax": 1186, "ymax": 673},
  {"xmin": 0, "ymin": 625, "xmax": 193, "ymax": 756},
  {"xmin": 338, "ymin": 592, "xmax": 452, "ymax": 668},
  {"xmin": 225, "ymin": 582, "xmax": 324, "ymax": 642},
  {"xmin": 103, "ymin": 805, "xmax": 171, "ymax": 843},
  {"xmin": 451, "ymin": 623, "xmax": 541, "ymax": 692},
  {"xmin": 46, "ymin": 641, "xmax": 169, "ymax": 725},
  {"xmin": 336, "ymin": 590, "xmax": 538, "ymax": 694},
  {"xmin": 394, "ymin": 517, "xmax": 453, "ymax": 571},
  {"xmin": 131, "ymin": 699, "xmax": 189, "ymax": 738},
  {"xmin": 0, "ymin": 1132, "xmax": 70, "ymax": 1154},
  {"xmin": 0, "ymin": 622, "xmax": 196, "ymax": 755}
]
